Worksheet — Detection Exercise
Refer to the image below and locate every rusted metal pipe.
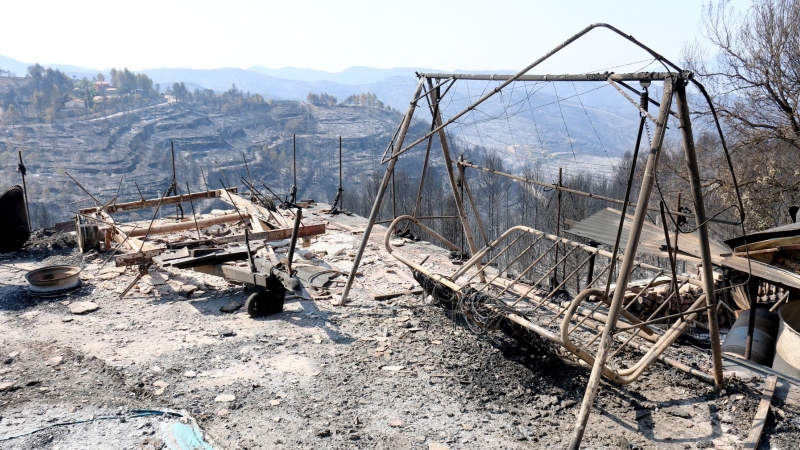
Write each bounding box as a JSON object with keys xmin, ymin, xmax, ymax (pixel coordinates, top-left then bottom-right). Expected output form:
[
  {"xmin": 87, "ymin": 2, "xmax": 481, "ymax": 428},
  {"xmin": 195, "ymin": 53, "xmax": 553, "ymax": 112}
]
[
  {"xmin": 339, "ymin": 79, "xmax": 425, "ymax": 305},
  {"xmin": 570, "ymin": 76, "xmax": 675, "ymax": 450},
  {"xmin": 675, "ymin": 79, "xmax": 724, "ymax": 387}
]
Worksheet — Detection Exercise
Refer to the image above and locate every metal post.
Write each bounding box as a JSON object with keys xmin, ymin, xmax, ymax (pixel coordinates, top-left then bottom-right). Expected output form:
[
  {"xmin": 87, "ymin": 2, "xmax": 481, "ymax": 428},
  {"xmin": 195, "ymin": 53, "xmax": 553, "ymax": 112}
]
[
  {"xmin": 674, "ymin": 79, "xmax": 725, "ymax": 387},
  {"xmin": 287, "ymin": 208, "xmax": 302, "ymax": 274},
  {"xmin": 570, "ymin": 77, "xmax": 675, "ymax": 450},
  {"xmin": 291, "ymin": 134, "xmax": 297, "ymax": 204},
  {"xmin": 17, "ymin": 151, "xmax": 30, "ymax": 229},
  {"xmin": 586, "ymin": 241, "xmax": 598, "ymax": 290},
  {"xmin": 745, "ymin": 277, "xmax": 759, "ymax": 360},
  {"xmin": 555, "ymin": 167, "xmax": 563, "ymax": 286},
  {"xmin": 340, "ymin": 79, "xmax": 425, "ymax": 304},
  {"xmin": 429, "ymin": 79, "xmax": 484, "ymax": 281},
  {"xmin": 339, "ymin": 136, "xmax": 343, "ymax": 211},
  {"xmin": 459, "ymin": 156, "xmax": 490, "ymax": 246}
]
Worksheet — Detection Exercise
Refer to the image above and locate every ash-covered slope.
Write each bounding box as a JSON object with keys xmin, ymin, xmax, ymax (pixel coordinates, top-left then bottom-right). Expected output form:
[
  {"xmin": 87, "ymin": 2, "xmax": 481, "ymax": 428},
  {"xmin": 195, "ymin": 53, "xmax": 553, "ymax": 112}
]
[{"xmin": 0, "ymin": 100, "xmax": 425, "ymax": 226}]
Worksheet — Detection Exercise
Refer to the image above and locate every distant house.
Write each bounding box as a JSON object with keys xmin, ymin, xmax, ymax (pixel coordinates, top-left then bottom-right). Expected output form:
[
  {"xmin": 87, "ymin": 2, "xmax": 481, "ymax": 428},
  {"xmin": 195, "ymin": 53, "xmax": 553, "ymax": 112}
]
[
  {"xmin": 64, "ymin": 98, "xmax": 84, "ymax": 109},
  {"xmin": 93, "ymin": 81, "xmax": 111, "ymax": 94}
]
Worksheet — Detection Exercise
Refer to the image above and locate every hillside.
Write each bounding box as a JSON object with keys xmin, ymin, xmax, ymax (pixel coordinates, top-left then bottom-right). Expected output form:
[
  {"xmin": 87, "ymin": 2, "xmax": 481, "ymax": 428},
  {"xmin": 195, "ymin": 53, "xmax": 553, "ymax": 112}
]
[{"xmin": 0, "ymin": 99, "xmax": 431, "ymax": 227}]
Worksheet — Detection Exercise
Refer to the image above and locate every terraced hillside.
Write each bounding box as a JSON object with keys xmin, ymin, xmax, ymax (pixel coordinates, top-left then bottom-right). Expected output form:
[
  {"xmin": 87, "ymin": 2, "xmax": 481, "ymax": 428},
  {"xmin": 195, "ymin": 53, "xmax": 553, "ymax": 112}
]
[{"xmin": 0, "ymin": 100, "xmax": 429, "ymax": 227}]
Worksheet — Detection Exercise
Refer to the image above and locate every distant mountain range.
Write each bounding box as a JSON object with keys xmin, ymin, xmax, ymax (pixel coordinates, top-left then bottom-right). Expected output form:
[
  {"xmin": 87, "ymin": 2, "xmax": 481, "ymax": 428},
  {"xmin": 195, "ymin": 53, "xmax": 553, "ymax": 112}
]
[
  {"xmin": 1, "ymin": 53, "xmax": 662, "ymax": 169},
  {"xmin": 0, "ymin": 53, "xmax": 518, "ymax": 111}
]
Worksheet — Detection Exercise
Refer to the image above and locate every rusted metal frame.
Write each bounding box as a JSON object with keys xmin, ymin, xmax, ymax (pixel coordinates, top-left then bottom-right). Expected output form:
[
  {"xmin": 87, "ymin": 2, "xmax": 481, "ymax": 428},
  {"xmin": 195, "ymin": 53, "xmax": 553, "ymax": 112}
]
[
  {"xmin": 555, "ymin": 168, "xmax": 563, "ymax": 284},
  {"xmin": 79, "ymin": 188, "xmax": 236, "ymax": 215},
  {"xmin": 521, "ymin": 250, "xmax": 595, "ymax": 310},
  {"xmin": 562, "ymin": 292, "xmax": 709, "ymax": 384},
  {"xmin": 608, "ymin": 79, "xmax": 658, "ymax": 123},
  {"xmin": 509, "ymin": 246, "xmax": 581, "ymax": 310},
  {"xmin": 451, "ymin": 229, "xmax": 532, "ymax": 280},
  {"xmin": 412, "ymin": 76, "xmax": 455, "ymax": 104},
  {"xmin": 545, "ymin": 268, "xmax": 622, "ymax": 330},
  {"xmin": 457, "ymin": 160, "xmax": 737, "ymax": 225},
  {"xmin": 463, "ymin": 233, "xmax": 544, "ymax": 287},
  {"xmin": 461, "ymin": 233, "xmax": 532, "ymax": 288},
  {"xmin": 384, "ymin": 215, "xmax": 707, "ymax": 384},
  {"xmin": 555, "ymin": 295, "xmax": 660, "ymax": 347},
  {"xmin": 675, "ymin": 79, "xmax": 724, "ymax": 387},
  {"xmin": 615, "ymin": 80, "xmax": 678, "ymax": 119},
  {"xmin": 340, "ymin": 79, "xmax": 426, "ymax": 304},
  {"xmin": 503, "ymin": 310, "xmax": 565, "ymax": 345},
  {"xmin": 546, "ymin": 262, "xmax": 649, "ymax": 331},
  {"xmin": 418, "ymin": 72, "xmax": 677, "ymax": 82},
  {"xmin": 379, "ymin": 120, "xmax": 404, "ymax": 164},
  {"xmin": 558, "ymin": 296, "xmax": 714, "ymax": 384},
  {"xmin": 459, "ymin": 158, "xmax": 490, "ymax": 246},
  {"xmin": 392, "ymin": 26, "xmax": 615, "ymax": 161},
  {"xmin": 570, "ymin": 76, "xmax": 676, "ymax": 448},
  {"xmin": 661, "ymin": 192, "xmax": 681, "ymax": 311},
  {"xmin": 383, "ymin": 217, "xmax": 463, "ymax": 293},
  {"xmin": 624, "ymin": 272, "xmax": 666, "ymax": 310},
  {"xmin": 397, "ymin": 21, "xmax": 692, "ymax": 165},
  {"xmin": 490, "ymin": 239, "xmax": 561, "ymax": 297},
  {"xmin": 615, "ymin": 304, "xmax": 715, "ymax": 333},
  {"xmin": 615, "ymin": 294, "xmax": 709, "ymax": 378},
  {"xmin": 429, "ymin": 79, "xmax": 485, "ymax": 283},
  {"xmin": 407, "ymin": 122, "xmax": 436, "ymax": 223},
  {"xmin": 375, "ymin": 215, "xmax": 459, "ymax": 225}
]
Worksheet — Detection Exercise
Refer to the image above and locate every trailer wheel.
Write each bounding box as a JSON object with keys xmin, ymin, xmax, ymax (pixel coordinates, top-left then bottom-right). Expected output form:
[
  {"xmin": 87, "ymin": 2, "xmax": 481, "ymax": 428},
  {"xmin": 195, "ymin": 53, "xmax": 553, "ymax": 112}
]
[{"xmin": 245, "ymin": 287, "xmax": 285, "ymax": 317}]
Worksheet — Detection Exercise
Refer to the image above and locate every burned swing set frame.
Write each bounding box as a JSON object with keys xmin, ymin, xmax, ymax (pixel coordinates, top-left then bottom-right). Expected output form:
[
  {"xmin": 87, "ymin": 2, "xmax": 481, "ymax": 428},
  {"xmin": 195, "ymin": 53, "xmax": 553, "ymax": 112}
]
[{"xmin": 340, "ymin": 23, "xmax": 731, "ymax": 448}]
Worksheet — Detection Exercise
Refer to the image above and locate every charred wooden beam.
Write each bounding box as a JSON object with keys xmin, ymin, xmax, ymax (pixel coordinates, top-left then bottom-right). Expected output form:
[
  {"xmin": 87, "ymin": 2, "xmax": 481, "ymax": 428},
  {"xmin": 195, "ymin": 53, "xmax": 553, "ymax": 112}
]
[{"xmin": 78, "ymin": 188, "xmax": 237, "ymax": 215}]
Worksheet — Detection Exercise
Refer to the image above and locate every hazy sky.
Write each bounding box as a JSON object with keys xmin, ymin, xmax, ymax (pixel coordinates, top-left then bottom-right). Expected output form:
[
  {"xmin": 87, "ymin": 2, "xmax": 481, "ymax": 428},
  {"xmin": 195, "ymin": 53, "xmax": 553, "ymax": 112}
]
[{"xmin": 1, "ymin": 0, "xmax": 752, "ymax": 74}]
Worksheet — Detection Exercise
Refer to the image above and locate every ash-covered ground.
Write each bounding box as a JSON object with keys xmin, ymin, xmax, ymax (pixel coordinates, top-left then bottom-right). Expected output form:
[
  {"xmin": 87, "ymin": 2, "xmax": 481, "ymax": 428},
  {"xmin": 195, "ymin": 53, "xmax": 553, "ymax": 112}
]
[{"xmin": 1, "ymin": 217, "xmax": 799, "ymax": 449}]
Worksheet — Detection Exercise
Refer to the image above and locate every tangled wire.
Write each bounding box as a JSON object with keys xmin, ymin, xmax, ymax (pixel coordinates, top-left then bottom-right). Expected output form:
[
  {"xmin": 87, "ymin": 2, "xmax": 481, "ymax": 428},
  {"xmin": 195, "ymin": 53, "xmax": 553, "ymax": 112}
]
[{"xmin": 414, "ymin": 270, "xmax": 554, "ymax": 355}]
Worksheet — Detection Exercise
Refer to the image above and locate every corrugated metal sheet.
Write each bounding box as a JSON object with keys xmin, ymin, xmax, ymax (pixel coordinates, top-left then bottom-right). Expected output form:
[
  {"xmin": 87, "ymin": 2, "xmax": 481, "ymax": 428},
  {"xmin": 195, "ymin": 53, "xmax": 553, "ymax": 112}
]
[{"xmin": 566, "ymin": 208, "xmax": 800, "ymax": 290}]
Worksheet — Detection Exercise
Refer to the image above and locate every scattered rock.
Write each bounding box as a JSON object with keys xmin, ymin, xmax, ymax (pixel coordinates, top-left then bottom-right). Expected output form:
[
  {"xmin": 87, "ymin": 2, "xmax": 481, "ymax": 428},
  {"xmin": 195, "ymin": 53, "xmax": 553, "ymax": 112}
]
[
  {"xmin": 219, "ymin": 328, "xmax": 236, "ymax": 337},
  {"xmin": 61, "ymin": 317, "xmax": 74, "ymax": 323},
  {"xmin": 220, "ymin": 302, "xmax": 243, "ymax": 313},
  {"xmin": 269, "ymin": 400, "xmax": 281, "ymax": 406},
  {"xmin": 184, "ymin": 371, "xmax": 197, "ymax": 378},
  {"xmin": 0, "ymin": 381, "xmax": 15, "ymax": 392},
  {"xmin": 153, "ymin": 380, "xmax": 169, "ymax": 388},
  {"xmin": 388, "ymin": 419, "xmax": 405, "ymax": 427},
  {"xmin": 429, "ymin": 443, "xmax": 450, "ymax": 450},
  {"xmin": 381, "ymin": 365, "xmax": 404, "ymax": 371},
  {"xmin": 45, "ymin": 356, "xmax": 63, "ymax": 367},
  {"xmin": 69, "ymin": 301, "xmax": 99, "ymax": 315},
  {"xmin": 215, "ymin": 394, "xmax": 235, "ymax": 403},
  {"xmin": 178, "ymin": 285, "xmax": 198, "ymax": 298},
  {"xmin": 217, "ymin": 409, "xmax": 231, "ymax": 417}
]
